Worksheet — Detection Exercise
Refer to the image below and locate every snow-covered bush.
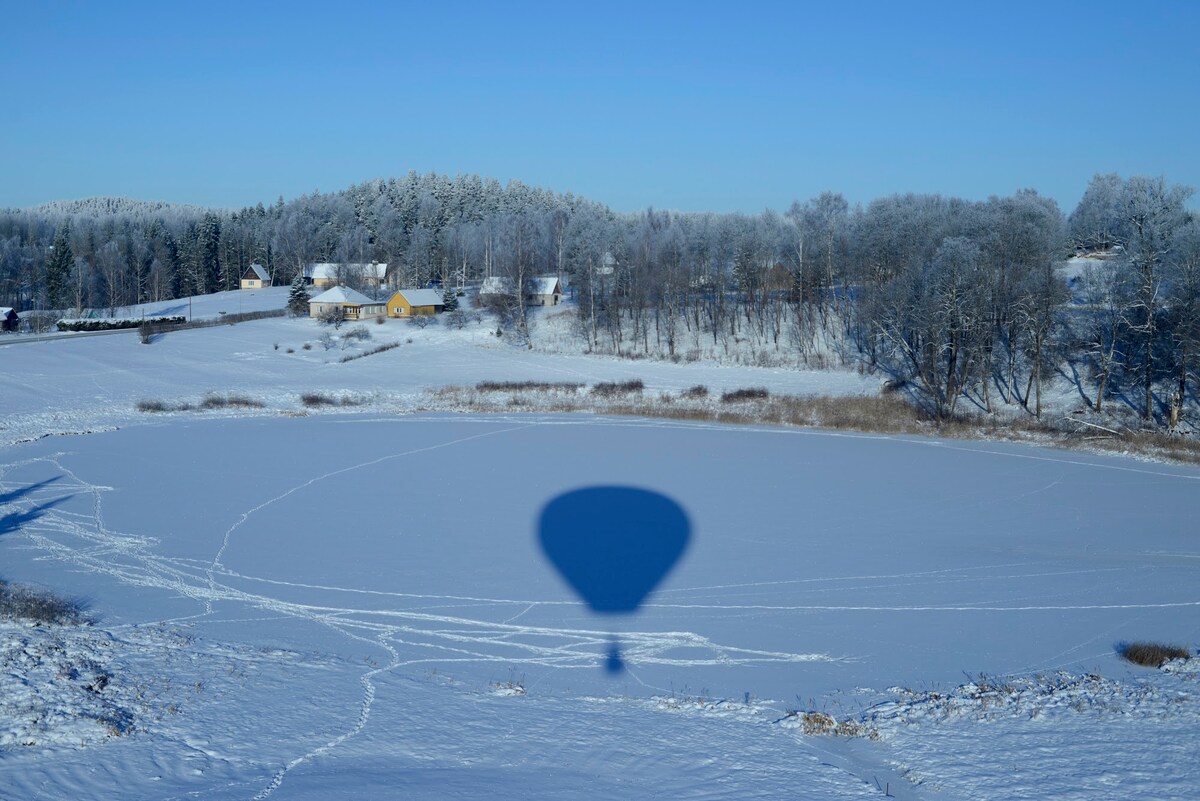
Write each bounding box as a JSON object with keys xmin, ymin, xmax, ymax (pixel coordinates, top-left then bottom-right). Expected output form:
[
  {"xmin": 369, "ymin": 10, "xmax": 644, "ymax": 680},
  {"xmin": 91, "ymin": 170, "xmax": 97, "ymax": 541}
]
[
  {"xmin": 58, "ymin": 315, "xmax": 184, "ymax": 333},
  {"xmin": 1119, "ymin": 642, "xmax": 1192, "ymax": 667},
  {"xmin": 0, "ymin": 579, "xmax": 86, "ymax": 625}
]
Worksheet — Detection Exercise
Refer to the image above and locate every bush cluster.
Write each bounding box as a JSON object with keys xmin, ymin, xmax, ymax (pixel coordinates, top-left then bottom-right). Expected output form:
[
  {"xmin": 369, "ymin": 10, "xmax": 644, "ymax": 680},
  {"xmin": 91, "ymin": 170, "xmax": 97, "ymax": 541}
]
[
  {"xmin": 720, "ymin": 387, "xmax": 770, "ymax": 403},
  {"xmin": 0, "ymin": 579, "xmax": 86, "ymax": 625},
  {"xmin": 1118, "ymin": 641, "xmax": 1191, "ymax": 667},
  {"xmin": 58, "ymin": 315, "xmax": 185, "ymax": 332},
  {"xmin": 136, "ymin": 393, "xmax": 264, "ymax": 412},
  {"xmin": 590, "ymin": 379, "xmax": 644, "ymax": 397},
  {"xmin": 339, "ymin": 342, "xmax": 400, "ymax": 363},
  {"xmin": 300, "ymin": 392, "xmax": 364, "ymax": 408},
  {"xmin": 197, "ymin": 393, "xmax": 264, "ymax": 410},
  {"xmin": 476, "ymin": 380, "xmax": 583, "ymax": 392}
]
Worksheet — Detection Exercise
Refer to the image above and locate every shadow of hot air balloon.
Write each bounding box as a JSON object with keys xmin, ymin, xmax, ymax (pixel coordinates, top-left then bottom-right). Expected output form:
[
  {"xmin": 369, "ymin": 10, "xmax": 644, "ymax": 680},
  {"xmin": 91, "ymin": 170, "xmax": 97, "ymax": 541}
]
[{"xmin": 537, "ymin": 486, "xmax": 691, "ymax": 674}]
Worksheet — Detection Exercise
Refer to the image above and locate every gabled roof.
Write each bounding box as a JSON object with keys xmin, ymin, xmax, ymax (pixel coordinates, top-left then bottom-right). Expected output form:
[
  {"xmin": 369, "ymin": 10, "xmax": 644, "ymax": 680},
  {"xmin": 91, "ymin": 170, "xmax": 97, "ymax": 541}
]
[
  {"xmin": 479, "ymin": 276, "xmax": 516, "ymax": 296},
  {"xmin": 242, "ymin": 263, "xmax": 270, "ymax": 281},
  {"xmin": 391, "ymin": 288, "xmax": 444, "ymax": 307},
  {"xmin": 0, "ymin": 307, "xmax": 16, "ymax": 317},
  {"xmin": 528, "ymin": 276, "xmax": 561, "ymax": 295},
  {"xmin": 308, "ymin": 286, "xmax": 379, "ymax": 305},
  {"xmin": 305, "ymin": 262, "xmax": 388, "ymax": 281}
]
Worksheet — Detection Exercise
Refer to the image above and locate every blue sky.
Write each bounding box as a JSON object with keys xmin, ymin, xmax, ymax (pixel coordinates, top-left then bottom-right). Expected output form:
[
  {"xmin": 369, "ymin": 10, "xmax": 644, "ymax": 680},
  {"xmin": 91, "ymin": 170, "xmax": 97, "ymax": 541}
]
[{"xmin": 3, "ymin": 1, "xmax": 1197, "ymax": 213}]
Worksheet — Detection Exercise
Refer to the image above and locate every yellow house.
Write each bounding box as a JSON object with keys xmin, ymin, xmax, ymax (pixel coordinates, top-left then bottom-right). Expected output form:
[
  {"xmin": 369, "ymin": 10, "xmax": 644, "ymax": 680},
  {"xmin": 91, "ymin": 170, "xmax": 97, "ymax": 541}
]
[
  {"xmin": 386, "ymin": 288, "xmax": 445, "ymax": 318},
  {"xmin": 239, "ymin": 263, "xmax": 271, "ymax": 289}
]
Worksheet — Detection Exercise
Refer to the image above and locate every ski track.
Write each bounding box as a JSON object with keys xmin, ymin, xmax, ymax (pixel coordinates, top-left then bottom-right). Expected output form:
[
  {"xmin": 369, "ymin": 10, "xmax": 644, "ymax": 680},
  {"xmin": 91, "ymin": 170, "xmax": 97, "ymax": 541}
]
[
  {"xmin": 5, "ymin": 416, "xmax": 1199, "ymax": 800},
  {"xmin": 3, "ymin": 426, "xmax": 838, "ymax": 799}
]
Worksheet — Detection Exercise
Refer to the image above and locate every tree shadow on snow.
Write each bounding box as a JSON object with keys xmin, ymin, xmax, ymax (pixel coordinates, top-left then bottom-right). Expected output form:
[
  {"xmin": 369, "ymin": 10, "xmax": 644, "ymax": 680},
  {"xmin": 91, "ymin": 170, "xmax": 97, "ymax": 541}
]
[{"xmin": 0, "ymin": 477, "xmax": 72, "ymax": 538}]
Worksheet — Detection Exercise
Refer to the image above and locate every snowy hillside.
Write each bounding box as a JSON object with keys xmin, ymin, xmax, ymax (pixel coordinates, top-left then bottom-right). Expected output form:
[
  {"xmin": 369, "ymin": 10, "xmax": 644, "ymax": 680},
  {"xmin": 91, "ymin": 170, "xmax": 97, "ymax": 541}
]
[{"xmin": 1, "ymin": 310, "xmax": 1197, "ymax": 800}]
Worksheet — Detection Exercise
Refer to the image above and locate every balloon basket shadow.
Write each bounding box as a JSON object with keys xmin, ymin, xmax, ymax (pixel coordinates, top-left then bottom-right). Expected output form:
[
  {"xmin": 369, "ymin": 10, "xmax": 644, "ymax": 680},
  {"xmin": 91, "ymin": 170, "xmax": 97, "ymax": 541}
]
[{"xmin": 605, "ymin": 637, "xmax": 624, "ymax": 674}]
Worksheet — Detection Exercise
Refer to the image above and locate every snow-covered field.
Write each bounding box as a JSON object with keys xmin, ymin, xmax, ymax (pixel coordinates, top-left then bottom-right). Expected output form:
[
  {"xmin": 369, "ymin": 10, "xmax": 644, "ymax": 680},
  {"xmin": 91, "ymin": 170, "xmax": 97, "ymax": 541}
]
[{"xmin": 1, "ymin": 299, "xmax": 1197, "ymax": 800}]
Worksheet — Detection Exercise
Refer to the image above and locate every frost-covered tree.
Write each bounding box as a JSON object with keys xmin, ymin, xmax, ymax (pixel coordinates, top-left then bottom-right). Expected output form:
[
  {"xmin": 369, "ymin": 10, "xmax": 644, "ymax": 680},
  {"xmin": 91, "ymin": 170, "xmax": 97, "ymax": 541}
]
[
  {"xmin": 45, "ymin": 228, "xmax": 73, "ymax": 310},
  {"xmin": 287, "ymin": 273, "xmax": 310, "ymax": 317},
  {"xmin": 1122, "ymin": 176, "xmax": 1193, "ymax": 419},
  {"xmin": 1068, "ymin": 173, "xmax": 1129, "ymax": 253}
]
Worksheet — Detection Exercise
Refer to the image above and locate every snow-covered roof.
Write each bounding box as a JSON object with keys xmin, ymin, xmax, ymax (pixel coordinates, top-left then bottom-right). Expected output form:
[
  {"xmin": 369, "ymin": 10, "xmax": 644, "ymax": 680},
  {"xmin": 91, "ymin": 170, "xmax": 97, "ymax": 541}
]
[
  {"xmin": 305, "ymin": 263, "xmax": 388, "ymax": 281},
  {"xmin": 243, "ymin": 263, "xmax": 270, "ymax": 281},
  {"xmin": 0, "ymin": 307, "xmax": 15, "ymax": 317},
  {"xmin": 479, "ymin": 276, "xmax": 561, "ymax": 296},
  {"xmin": 392, "ymin": 288, "xmax": 444, "ymax": 307},
  {"xmin": 479, "ymin": 276, "xmax": 515, "ymax": 296},
  {"xmin": 528, "ymin": 276, "xmax": 561, "ymax": 296},
  {"xmin": 308, "ymin": 286, "xmax": 380, "ymax": 306}
]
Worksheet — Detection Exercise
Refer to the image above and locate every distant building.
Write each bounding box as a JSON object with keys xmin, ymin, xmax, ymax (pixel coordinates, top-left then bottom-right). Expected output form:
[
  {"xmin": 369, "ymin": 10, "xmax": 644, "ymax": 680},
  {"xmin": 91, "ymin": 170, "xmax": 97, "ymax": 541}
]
[
  {"xmin": 478, "ymin": 276, "xmax": 515, "ymax": 301},
  {"xmin": 304, "ymin": 263, "xmax": 389, "ymax": 288},
  {"xmin": 239, "ymin": 264, "xmax": 271, "ymax": 290},
  {"xmin": 0, "ymin": 307, "xmax": 18, "ymax": 332},
  {"xmin": 386, "ymin": 289, "xmax": 444, "ymax": 318},
  {"xmin": 525, "ymin": 276, "xmax": 563, "ymax": 306},
  {"xmin": 478, "ymin": 275, "xmax": 563, "ymax": 306},
  {"xmin": 307, "ymin": 286, "xmax": 386, "ymax": 320}
]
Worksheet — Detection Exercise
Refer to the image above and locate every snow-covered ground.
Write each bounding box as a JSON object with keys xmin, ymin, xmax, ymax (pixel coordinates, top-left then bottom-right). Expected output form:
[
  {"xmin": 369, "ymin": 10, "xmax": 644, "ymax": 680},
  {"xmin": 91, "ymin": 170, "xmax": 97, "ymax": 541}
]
[{"xmin": 1, "ymin": 300, "xmax": 1197, "ymax": 800}]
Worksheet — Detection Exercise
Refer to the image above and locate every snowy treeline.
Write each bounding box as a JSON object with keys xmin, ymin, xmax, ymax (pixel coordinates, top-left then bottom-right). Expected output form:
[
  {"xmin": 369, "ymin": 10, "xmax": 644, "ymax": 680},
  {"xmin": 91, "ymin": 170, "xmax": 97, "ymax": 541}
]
[{"xmin": 1, "ymin": 172, "xmax": 1197, "ymax": 426}]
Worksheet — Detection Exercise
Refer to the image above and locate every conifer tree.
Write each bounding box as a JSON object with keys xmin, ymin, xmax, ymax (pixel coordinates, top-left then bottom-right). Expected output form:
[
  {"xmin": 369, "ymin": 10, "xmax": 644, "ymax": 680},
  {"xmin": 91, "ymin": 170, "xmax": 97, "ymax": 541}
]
[
  {"xmin": 442, "ymin": 286, "xmax": 458, "ymax": 312},
  {"xmin": 287, "ymin": 273, "xmax": 310, "ymax": 316},
  {"xmin": 45, "ymin": 228, "xmax": 73, "ymax": 310}
]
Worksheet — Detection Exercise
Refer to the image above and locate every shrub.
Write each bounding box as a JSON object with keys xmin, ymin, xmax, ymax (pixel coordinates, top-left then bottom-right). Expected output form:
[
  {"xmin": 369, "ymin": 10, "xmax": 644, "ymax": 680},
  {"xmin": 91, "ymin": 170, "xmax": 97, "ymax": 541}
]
[
  {"xmin": 721, "ymin": 387, "xmax": 769, "ymax": 403},
  {"xmin": 476, "ymin": 380, "xmax": 583, "ymax": 393},
  {"xmin": 375, "ymin": 315, "xmax": 386, "ymax": 325},
  {"xmin": 302, "ymin": 342, "xmax": 312, "ymax": 350},
  {"xmin": 318, "ymin": 331, "xmax": 336, "ymax": 351},
  {"xmin": 136, "ymin": 399, "xmax": 171, "ymax": 412},
  {"xmin": 1118, "ymin": 642, "xmax": 1191, "ymax": 667},
  {"xmin": 0, "ymin": 579, "xmax": 86, "ymax": 625},
  {"xmin": 286, "ymin": 347, "xmax": 295, "ymax": 353},
  {"xmin": 300, "ymin": 392, "xmax": 364, "ymax": 408},
  {"xmin": 58, "ymin": 315, "xmax": 184, "ymax": 333},
  {"xmin": 340, "ymin": 342, "xmax": 400, "ymax": 363},
  {"xmin": 300, "ymin": 392, "xmax": 335, "ymax": 407},
  {"xmin": 796, "ymin": 711, "xmax": 874, "ymax": 738},
  {"xmin": 591, "ymin": 379, "xmax": 644, "ymax": 397},
  {"xmin": 681, "ymin": 384, "xmax": 709, "ymax": 400},
  {"xmin": 318, "ymin": 306, "xmax": 344, "ymax": 329},
  {"xmin": 198, "ymin": 393, "xmax": 264, "ymax": 410},
  {"xmin": 344, "ymin": 325, "xmax": 372, "ymax": 342}
]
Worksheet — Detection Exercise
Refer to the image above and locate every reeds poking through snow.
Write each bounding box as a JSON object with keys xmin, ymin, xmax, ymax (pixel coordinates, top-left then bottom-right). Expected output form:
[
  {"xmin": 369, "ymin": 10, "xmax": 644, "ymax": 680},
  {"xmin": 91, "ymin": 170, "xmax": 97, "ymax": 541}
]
[{"xmin": 1118, "ymin": 642, "xmax": 1192, "ymax": 668}]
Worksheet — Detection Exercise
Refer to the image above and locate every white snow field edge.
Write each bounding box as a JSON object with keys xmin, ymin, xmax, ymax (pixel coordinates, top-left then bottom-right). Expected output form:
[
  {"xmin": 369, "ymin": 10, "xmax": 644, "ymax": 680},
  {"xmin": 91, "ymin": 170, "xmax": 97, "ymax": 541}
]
[{"xmin": 0, "ymin": 306, "xmax": 1197, "ymax": 800}]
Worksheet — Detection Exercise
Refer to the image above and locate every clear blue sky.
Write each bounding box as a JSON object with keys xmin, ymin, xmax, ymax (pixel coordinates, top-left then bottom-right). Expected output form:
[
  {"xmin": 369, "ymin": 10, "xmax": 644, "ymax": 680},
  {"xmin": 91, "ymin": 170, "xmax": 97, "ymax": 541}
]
[{"xmin": 3, "ymin": 0, "xmax": 1197, "ymax": 214}]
